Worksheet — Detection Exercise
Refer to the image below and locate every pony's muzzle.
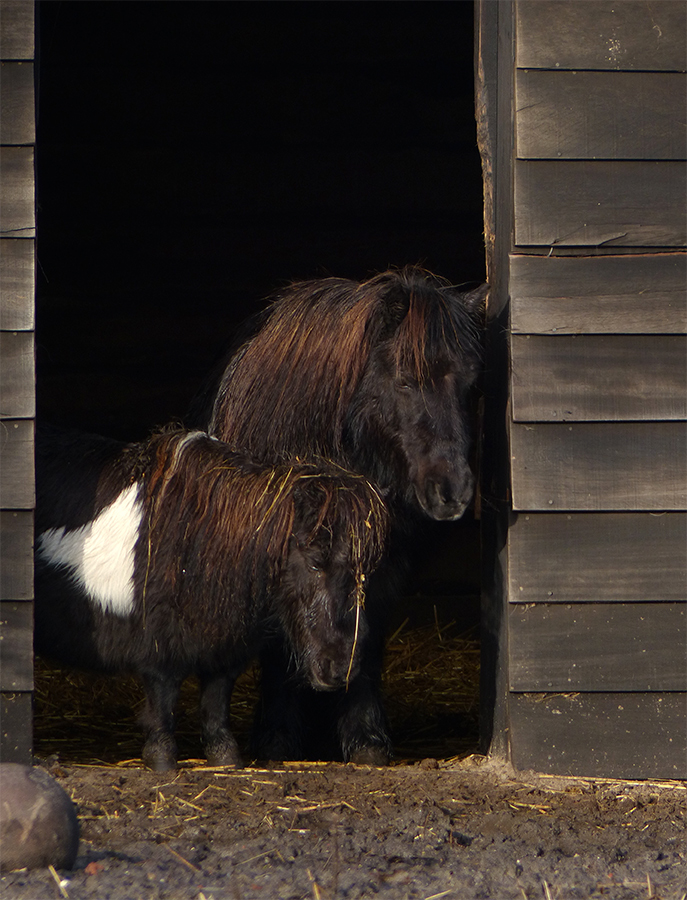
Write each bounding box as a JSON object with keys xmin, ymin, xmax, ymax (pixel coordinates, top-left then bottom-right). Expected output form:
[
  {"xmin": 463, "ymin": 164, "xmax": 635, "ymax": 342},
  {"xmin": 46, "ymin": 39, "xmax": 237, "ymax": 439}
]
[
  {"xmin": 308, "ymin": 648, "xmax": 361, "ymax": 691},
  {"xmin": 420, "ymin": 468, "xmax": 475, "ymax": 521}
]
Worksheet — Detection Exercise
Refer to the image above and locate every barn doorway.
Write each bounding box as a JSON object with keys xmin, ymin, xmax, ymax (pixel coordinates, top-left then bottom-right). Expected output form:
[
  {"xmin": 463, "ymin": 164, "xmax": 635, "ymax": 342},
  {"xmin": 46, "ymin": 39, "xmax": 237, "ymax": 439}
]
[{"xmin": 34, "ymin": 0, "xmax": 486, "ymax": 765}]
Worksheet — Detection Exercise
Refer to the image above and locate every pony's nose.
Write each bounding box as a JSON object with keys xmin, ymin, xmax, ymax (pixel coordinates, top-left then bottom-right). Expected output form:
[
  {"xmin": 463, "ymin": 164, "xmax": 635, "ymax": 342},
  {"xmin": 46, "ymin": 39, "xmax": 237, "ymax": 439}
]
[
  {"xmin": 309, "ymin": 650, "xmax": 359, "ymax": 690},
  {"xmin": 422, "ymin": 469, "xmax": 475, "ymax": 521}
]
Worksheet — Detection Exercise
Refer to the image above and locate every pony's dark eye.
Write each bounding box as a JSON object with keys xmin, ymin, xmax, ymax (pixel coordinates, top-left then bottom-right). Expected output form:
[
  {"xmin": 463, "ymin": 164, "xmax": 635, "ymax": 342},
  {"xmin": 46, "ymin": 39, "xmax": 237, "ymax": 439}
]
[{"xmin": 306, "ymin": 555, "xmax": 324, "ymax": 572}]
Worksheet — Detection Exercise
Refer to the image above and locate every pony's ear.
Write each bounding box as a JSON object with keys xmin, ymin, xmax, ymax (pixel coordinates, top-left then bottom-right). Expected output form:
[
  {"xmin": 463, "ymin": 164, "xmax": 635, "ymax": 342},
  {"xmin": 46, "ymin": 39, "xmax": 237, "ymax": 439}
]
[{"xmin": 461, "ymin": 283, "xmax": 490, "ymax": 314}]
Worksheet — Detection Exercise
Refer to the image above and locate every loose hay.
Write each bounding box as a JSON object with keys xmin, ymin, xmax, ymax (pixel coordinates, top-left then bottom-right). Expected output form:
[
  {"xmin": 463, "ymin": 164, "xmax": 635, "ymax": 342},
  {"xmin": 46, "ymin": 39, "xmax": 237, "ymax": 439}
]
[{"xmin": 33, "ymin": 612, "xmax": 480, "ymax": 766}]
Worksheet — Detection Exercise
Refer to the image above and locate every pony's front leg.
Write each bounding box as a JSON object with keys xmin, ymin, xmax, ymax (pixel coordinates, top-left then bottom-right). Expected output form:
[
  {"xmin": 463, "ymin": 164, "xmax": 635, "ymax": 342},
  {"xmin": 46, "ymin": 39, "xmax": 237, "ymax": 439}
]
[
  {"xmin": 199, "ymin": 670, "xmax": 242, "ymax": 767},
  {"xmin": 336, "ymin": 627, "xmax": 392, "ymax": 765},
  {"xmin": 138, "ymin": 670, "xmax": 181, "ymax": 772},
  {"xmin": 336, "ymin": 671, "xmax": 393, "ymax": 765}
]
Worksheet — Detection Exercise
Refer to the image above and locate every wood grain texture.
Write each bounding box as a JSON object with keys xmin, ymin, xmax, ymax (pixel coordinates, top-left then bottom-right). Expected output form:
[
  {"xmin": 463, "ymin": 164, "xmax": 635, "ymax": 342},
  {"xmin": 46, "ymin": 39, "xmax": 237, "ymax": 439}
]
[
  {"xmin": 0, "ymin": 238, "xmax": 34, "ymax": 330},
  {"xmin": 510, "ymin": 334, "xmax": 687, "ymax": 421},
  {"xmin": 0, "ymin": 510, "xmax": 32, "ymax": 600},
  {"xmin": 514, "ymin": 160, "xmax": 687, "ymax": 248},
  {"xmin": 0, "ymin": 146, "xmax": 34, "ymax": 237},
  {"xmin": 509, "ymin": 603, "xmax": 686, "ymax": 692},
  {"xmin": 0, "ymin": 601, "xmax": 32, "ymax": 691},
  {"xmin": 475, "ymin": 0, "xmax": 499, "ymax": 289},
  {"xmin": 0, "ymin": 418, "xmax": 34, "ymax": 509},
  {"xmin": 0, "ymin": 61, "xmax": 34, "ymax": 144},
  {"xmin": 510, "ymin": 422, "xmax": 687, "ymax": 511},
  {"xmin": 510, "ymin": 253, "xmax": 687, "ymax": 335},
  {"xmin": 0, "ymin": 330, "xmax": 34, "ymax": 418},
  {"xmin": 516, "ymin": 1, "xmax": 687, "ymax": 72},
  {"xmin": 0, "ymin": 691, "xmax": 32, "ymax": 763},
  {"xmin": 508, "ymin": 512, "xmax": 687, "ymax": 603},
  {"xmin": 0, "ymin": 0, "xmax": 34, "ymax": 762},
  {"xmin": 509, "ymin": 692, "xmax": 686, "ymax": 779},
  {"xmin": 515, "ymin": 71, "xmax": 686, "ymax": 161},
  {"xmin": 0, "ymin": 0, "xmax": 34, "ymax": 60},
  {"xmin": 475, "ymin": 0, "xmax": 515, "ymax": 758}
]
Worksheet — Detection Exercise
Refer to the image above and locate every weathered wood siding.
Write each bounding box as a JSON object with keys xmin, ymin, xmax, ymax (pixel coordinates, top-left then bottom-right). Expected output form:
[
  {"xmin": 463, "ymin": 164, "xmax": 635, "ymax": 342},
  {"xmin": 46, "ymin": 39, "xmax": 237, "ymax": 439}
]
[
  {"xmin": 0, "ymin": 0, "xmax": 35, "ymax": 764},
  {"xmin": 477, "ymin": 0, "xmax": 687, "ymax": 778}
]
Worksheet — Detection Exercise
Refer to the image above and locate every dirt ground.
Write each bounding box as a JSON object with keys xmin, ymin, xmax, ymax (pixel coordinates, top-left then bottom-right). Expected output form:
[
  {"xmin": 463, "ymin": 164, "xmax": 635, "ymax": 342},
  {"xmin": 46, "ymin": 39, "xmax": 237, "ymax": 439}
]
[
  {"xmin": 1, "ymin": 755, "xmax": 685, "ymax": 900},
  {"xmin": 3, "ymin": 620, "xmax": 685, "ymax": 900}
]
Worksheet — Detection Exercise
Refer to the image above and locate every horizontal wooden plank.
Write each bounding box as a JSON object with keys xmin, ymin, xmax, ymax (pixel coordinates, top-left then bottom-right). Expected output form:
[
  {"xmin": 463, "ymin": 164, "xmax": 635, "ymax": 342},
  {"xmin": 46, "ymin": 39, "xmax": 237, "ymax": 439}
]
[
  {"xmin": 0, "ymin": 601, "xmax": 33, "ymax": 691},
  {"xmin": 0, "ymin": 510, "xmax": 32, "ymax": 600},
  {"xmin": 509, "ymin": 692, "xmax": 687, "ymax": 779},
  {"xmin": 0, "ymin": 0, "xmax": 34, "ymax": 60},
  {"xmin": 511, "ymin": 335, "xmax": 687, "ymax": 421},
  {"xmin": 0, "ymin": 238, "xmax": 33, "ymax": 330},
  {"xmin": 0, "ymin": 330, "xmax": 34, "ymax": 418},
  {"xmin": 0, "ymin": 146, "xmax": 34, "ymax": 236},
  {"xmin": 509, "ymin": 603, "xmax": 686, "ymax": 692},
  {"xmin": 508, "ymin": 513, "xmax": 687, "ymax": 603},
  {"xmin": 510, "ymin": 422, "xmax": 687, "ymax": 511},
  {"xmin": 0, "ymin": 691, "xmax": 32, "ymax": 764},
  {"xmin": 516, "ymin": 1, "xmax": 687, "ymax": 72},
  {"xmin": 510, "ymin": 254, "xmax": 687, "ymax": 334},
  {"xmin": 0, "ymin": 61, "xmax": 34, "ymax": 144},
  {"xmin": 514, "ymin": 161, "xmax": 687, "ymax": 248},
  {"xmin": 515, "ymin": 71, "xmax": 686, "ymax": 161},
  {"xmin": 0, "ymin": 418, "xmax": 34, "ymax": 509}
]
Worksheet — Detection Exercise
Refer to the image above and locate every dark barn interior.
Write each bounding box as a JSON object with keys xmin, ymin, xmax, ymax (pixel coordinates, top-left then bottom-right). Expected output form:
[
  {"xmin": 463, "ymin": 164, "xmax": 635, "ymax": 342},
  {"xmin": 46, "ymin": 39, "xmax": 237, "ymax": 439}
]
[
  {"xmin": 32, "ymin": 0, "xmax": 486, "ymax": 763},
  {"xmin": 35, "ymin": 1, "xmax": 485, "ymax": 439}
]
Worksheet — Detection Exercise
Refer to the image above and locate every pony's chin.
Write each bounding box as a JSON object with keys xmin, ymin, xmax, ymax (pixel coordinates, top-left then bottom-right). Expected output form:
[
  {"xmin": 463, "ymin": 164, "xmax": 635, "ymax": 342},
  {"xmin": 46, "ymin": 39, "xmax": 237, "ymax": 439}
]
[
  {"xmin": 307, "ymin": 674, "xmax": 346, "ymax": 692},
  {"xmin": 428, "ymin": 505, "xmax": 469, "ymax": 522}
]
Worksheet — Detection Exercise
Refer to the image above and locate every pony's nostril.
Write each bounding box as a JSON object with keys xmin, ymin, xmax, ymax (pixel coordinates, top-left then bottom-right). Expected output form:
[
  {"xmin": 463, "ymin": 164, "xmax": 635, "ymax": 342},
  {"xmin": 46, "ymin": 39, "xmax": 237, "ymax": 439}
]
[
  {"xmin": 429, "ymin": 477, "xmax": 457, "ymax": 507},
  {"xmin": 437, "ymin": 479, "xmax": 454, "ymax": 505}
]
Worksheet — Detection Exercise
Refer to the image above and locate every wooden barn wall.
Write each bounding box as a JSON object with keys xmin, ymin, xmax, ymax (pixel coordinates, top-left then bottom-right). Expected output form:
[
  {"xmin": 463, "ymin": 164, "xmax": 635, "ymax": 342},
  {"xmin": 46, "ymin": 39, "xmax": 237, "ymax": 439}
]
[
  {"xmin": 477, "ymin": 0, "xmax": 687, "ymax": 778},
  {"xmin": 0, "ymin": 0, "xmax": 35, "ymax": 764}
]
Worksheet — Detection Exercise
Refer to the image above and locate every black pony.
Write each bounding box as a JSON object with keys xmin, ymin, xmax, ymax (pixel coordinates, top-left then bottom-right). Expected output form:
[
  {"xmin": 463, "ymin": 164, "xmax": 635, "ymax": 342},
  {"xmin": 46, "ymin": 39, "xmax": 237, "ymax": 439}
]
[
  {"xmin": 196, "ymin": 266, "xmax": 487, "ymax": 764},
  {"xmin": 34, "ymin": 427, "xmax": 387, "ymax": 771}
]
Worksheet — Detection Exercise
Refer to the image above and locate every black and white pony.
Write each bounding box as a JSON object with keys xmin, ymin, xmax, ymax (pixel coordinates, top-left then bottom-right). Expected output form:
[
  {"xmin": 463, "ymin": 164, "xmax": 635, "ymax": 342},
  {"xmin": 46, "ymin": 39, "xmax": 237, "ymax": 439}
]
[
  {"xmin": 192, "ymin": 266, "xmax": 487, "ymax": 764},
  {"xmin": 34, "ymin": 426, "xmax": 388, "ymax": 771}
]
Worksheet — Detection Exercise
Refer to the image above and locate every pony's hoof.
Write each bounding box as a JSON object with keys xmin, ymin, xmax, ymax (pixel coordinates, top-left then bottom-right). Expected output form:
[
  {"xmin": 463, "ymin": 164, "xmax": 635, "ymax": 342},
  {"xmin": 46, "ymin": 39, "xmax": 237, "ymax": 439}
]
[
  {"xmin": 142, "ymin": 736, "xmax": 178, "ymax": 772},
  {"xmin": 142, "ymin": 752, "xmax": 177, "ymax": 773},
  {"xmin": 205, "ymin": 750, "xmax": 242, "ymax": 769},
  {"xmin": 204, "ymin": 738, "xmax": 243, "ymax": 768},
  {"xmin": 349, "ymin": 746, "xmax": 391, "ymax": 766}
]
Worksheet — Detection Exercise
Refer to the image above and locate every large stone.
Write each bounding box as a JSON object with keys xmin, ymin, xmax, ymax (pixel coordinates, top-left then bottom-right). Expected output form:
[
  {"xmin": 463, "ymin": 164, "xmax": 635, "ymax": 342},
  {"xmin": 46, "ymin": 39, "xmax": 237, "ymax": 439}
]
[{"xmin": 0, "ymin": 763, "xmax": 79, "ymax": 872}]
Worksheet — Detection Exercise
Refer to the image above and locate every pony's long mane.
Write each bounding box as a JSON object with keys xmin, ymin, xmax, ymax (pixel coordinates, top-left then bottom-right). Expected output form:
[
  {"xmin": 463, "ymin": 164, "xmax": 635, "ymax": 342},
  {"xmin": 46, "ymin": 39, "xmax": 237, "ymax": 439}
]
[
  {"xmin": 133, "ymin": 432, "xmax": 387, "ymax": 621},
  {"xmin": 208, "ymin": 266, "xmax": 482, "ymax": 462}
]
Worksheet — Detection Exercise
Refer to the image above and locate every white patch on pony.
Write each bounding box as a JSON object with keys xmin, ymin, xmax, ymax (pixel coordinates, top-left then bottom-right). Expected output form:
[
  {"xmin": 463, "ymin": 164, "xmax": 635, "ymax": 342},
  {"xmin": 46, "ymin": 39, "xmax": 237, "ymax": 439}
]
[{"xmin": 37, "ymin": 483, "xmax": 142, "ymax": 616}]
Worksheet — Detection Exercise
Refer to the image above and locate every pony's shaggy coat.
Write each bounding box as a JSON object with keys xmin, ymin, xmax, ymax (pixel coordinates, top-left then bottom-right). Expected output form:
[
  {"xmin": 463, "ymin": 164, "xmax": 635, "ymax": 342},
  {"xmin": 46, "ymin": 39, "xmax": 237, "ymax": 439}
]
[{"xmin": 35, "ymin": 428, "xmax": 388, "ymax": 770}]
